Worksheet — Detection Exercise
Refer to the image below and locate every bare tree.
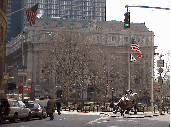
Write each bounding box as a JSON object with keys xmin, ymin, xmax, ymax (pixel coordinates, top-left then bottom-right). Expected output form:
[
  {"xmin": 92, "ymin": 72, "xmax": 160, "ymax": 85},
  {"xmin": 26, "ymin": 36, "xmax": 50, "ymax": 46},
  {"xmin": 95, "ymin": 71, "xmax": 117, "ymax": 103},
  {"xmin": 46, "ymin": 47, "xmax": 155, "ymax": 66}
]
[{"xmin": 38, "ymin": 28, "xmax": 104, "ymax": 103}]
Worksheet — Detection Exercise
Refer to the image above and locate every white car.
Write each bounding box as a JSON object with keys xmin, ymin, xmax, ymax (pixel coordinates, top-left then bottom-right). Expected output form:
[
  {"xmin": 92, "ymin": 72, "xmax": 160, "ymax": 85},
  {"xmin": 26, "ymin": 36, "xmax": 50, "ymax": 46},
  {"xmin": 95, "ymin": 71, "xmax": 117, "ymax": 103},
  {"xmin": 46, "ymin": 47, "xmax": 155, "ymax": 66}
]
[{"xmin": 4, "ymin": 99, "xmax": 32, "ymax": 123}]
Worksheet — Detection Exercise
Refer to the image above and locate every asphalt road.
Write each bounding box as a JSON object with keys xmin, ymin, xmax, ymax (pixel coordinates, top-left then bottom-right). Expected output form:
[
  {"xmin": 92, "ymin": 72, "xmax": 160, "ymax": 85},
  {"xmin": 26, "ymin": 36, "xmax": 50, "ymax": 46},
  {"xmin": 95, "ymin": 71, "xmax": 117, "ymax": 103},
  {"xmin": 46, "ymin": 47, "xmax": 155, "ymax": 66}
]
[{"xmin": 1, "ymin": 113, "xmax": 170, "ymax": 127}]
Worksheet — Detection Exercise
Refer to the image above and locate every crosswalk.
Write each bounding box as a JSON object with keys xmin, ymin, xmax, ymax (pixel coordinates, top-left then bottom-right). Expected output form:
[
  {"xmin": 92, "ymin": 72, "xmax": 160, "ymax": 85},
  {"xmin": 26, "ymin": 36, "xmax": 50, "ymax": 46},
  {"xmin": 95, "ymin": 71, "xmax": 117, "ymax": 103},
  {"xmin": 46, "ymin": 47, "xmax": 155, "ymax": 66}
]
[{"xmin": 85, "ymin": 113, "xmax": 111, "ymax": 125}]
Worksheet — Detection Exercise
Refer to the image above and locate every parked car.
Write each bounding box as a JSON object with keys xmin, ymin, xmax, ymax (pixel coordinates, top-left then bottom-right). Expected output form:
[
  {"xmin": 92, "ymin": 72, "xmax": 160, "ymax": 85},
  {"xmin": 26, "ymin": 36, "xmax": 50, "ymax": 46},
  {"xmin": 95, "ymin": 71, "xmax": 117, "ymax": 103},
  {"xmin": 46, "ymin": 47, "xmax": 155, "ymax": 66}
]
[
  {"xmin": 26, "ymin": 103, "xmax": 47, "ymax": 119},
  {"xmin": 33, "ymin": 99, "xmax": 49, "ymax": 107},
  {"xmin": 3, "ymin": 99, "xmax": 32, "ymax": 123}
]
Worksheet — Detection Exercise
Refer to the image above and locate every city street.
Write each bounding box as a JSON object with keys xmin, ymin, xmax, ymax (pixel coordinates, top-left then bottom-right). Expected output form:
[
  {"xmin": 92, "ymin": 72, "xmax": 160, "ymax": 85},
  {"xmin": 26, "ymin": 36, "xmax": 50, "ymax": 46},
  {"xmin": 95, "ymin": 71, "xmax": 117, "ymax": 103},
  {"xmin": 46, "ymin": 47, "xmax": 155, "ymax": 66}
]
[
  {"xmin": 0, "ymin": 1, "xmax": 170, "ymax": 127},
  {"xmin": 1, "ymin": 111, "xmax": 170, "ymax": 127}
]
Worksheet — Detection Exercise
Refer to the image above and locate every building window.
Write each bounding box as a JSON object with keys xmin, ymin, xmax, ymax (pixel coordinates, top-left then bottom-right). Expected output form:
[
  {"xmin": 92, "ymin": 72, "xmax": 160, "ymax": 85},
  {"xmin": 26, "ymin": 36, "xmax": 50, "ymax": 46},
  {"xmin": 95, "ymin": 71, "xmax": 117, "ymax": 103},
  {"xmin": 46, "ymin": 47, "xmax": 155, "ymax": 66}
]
[
  {"xmin": 97, "ymin": 36, "xmax": 99, "ymax": 41},
  {"xmin": 124, "ymin": 37, "xmax": 128, "ymax": 42},
  {"xmin": 112, "ymin": 36, "xmax": 116, "ymax": 41}
]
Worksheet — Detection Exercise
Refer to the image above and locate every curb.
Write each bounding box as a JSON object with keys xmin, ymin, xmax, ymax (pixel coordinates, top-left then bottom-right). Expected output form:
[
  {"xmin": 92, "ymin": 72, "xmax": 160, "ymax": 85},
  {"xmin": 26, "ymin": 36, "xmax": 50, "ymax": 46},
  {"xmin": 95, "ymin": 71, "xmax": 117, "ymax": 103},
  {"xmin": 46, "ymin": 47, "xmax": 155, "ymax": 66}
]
[
  {"xmin": 144, "ymin": 115, "xmax": 153, "ymax": 118},
  {"xmin": 126, "ymin": 116, "xmax": 145, "ymax": 118},
  {"xmin": 111, "ymin": 115, "xmax": 120, "ymax": 117},
  {"xmin": 153, "ymin": 114, "xmax": 159, "ymax": 117},
  {"xmin": 60, "ymin": 110, "xmax": 170, "ymax": 117}
]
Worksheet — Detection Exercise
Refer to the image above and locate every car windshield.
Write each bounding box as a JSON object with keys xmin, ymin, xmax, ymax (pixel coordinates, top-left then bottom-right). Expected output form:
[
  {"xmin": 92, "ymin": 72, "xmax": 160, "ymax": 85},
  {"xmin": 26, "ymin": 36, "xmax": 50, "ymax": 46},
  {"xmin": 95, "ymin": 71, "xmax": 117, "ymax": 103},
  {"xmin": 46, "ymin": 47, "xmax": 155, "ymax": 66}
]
[
  {"xmin": 26, "ymin": 103, "xmax": 34, "ymax": 108},
  {"xmin": 33, "ymin": 103, "xmax": 39, "ymax": 108},
  {"xmin": 9, "ymin": 101, "xmax": 19, "ymax": 107},
  {"xmin": 18, "ymin": 101, "xmax": 26, "ymax": 107}
]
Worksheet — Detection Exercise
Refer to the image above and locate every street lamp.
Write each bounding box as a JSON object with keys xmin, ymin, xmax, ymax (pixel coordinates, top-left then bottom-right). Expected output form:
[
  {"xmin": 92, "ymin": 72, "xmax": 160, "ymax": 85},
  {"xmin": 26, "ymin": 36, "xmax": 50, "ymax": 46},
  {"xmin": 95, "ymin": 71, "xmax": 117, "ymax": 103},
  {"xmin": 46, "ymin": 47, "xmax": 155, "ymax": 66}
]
[{"xmin": 112, "ymin": 88, "xmax": 114, "ymax": 104}]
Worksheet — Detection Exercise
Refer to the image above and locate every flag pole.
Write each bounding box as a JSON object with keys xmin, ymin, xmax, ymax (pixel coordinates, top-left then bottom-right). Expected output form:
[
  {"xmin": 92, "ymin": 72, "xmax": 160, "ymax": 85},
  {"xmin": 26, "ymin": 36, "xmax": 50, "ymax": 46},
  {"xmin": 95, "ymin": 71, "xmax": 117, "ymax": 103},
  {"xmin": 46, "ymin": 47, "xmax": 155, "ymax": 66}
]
[{"xmin": 6, "ymin": 6, "xmax": 29, "ymax": 16}]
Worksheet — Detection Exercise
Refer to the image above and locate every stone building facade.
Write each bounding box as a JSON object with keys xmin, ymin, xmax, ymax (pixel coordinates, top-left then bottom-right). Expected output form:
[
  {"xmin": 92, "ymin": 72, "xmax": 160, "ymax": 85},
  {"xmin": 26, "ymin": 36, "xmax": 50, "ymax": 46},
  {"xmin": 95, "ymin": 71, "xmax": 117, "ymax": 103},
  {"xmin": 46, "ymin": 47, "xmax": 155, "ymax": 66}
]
[
  {"xmin": 6, "ymin": 18, "xmax": 156, "ymax": 102},
  {"xmin": 0, "ymin": 0, "xmax": 8, "ymax": 98}
]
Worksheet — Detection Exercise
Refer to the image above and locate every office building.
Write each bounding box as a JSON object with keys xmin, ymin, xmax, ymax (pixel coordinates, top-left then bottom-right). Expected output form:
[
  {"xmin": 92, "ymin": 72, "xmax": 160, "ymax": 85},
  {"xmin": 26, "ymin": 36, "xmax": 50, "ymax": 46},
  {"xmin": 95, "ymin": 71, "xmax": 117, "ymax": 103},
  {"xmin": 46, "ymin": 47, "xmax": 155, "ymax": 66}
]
[
  {"xmin": 0, "ymin": 0, "xmax": 8, "ymax": 98},
  {"xmin": 6, "ymin": 0, "xmax": 24, "ymax": 42},
  {"xmin": 6, "ymin": 18, "xmax": 156, "ymax": 102}
]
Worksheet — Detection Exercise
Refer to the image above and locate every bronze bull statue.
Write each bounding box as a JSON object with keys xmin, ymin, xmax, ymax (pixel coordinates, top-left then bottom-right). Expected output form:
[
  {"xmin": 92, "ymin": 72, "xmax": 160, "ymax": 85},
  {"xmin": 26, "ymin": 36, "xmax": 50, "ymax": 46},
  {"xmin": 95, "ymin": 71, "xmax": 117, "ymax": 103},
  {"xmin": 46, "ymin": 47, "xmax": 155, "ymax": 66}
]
[{"xmin": 113, "ymin": 90, "xmax": 138, "ymax": 116}]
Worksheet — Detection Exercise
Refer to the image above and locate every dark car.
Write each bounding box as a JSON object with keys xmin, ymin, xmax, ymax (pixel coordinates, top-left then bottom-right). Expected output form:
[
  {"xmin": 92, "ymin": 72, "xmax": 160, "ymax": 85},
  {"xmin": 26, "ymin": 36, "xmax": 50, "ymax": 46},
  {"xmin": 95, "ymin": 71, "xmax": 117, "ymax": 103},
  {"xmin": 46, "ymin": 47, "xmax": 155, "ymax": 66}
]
[
  {"xmin": 26, "ymin": 103, "xmax": 47, "ymax": 119},
  {"xmin": 0, "ymin": 98, "xmax": 10, "ymax": 124}
]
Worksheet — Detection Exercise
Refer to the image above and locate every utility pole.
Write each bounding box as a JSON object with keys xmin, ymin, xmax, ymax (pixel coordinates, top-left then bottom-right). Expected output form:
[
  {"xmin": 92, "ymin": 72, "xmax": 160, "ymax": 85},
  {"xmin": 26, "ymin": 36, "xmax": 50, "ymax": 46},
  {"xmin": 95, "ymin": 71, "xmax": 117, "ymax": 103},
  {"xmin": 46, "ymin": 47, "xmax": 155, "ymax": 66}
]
[
  {"xmin": 150, "ymin": 28, "xmax": 154, "ymax": 112},
  {"xmin": 157, "ymin": 55, "xmax": 164, "ymax": 114}
]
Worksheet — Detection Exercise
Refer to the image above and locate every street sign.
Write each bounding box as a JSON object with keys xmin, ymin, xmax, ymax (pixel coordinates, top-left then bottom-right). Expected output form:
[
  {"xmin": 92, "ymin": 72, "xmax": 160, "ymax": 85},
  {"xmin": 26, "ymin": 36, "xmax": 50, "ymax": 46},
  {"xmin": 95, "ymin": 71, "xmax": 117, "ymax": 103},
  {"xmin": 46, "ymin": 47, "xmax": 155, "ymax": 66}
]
[
  {"xmin": 157, "ymin": 60, "xmax": 164, "ymax": 67},
  {"xmin": 28, "ymin": 88, "xmax": 31, "ymax": 93},
  {"xmin": 18, "ymin": 66, "xmax": 27, "ymax": 77},
  {"xmin": 157, "ymin": 84, "xmax": 160, "ymax": 92},
  {"xmin": 158, "ymin": 76, "xmax": 163, "ymax": 84},
  {"xmin": 158, "ymin": 76, "xmax": 162, "ymax": 80},
  {"xmin": 3, "ymin": 73, "xmax": 9, "ymax": 80},
  {"xmin": 18, "ymin": 86, "xmax": 23, "ymax": 93},
  {"xmin": 18, "ymin": 68, "xmax": 27, "ymax": 76}
]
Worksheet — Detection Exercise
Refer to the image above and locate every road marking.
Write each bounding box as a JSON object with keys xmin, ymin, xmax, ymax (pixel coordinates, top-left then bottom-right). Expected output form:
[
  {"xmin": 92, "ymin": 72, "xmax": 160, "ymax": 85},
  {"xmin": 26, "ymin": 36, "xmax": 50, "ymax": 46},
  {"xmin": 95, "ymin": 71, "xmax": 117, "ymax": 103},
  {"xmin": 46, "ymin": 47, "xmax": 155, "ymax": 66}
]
[
  {"xmin": 117, "ymin": 119, "xmax": 127, "ymax": 121},
  {"xmin": 85, "ymin": 113, "xmax": 111, "ymax": 125}
]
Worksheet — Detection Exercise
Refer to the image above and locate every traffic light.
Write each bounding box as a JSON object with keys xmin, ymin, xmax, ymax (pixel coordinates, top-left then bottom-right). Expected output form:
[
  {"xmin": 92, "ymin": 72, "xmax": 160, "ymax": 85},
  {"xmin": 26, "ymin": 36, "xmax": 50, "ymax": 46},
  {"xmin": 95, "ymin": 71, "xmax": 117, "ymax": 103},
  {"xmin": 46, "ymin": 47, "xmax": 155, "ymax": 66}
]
[{"xmin": 124, "ymin": 12, "xmax": 130, "ymax": 28}]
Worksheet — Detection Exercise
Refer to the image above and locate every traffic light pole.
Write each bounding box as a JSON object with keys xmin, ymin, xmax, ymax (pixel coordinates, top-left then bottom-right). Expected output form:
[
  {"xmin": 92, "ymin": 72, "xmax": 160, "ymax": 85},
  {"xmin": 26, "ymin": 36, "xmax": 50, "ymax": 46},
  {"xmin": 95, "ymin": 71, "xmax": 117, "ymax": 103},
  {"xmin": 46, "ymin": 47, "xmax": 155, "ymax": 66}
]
[
  {"xmin": 125, "ymin": 5, "xmax": 170, "ymax": 10},
  {"xmin": 125, "ymin": 5, "xmax": 131, "ymax": 90},
  {"xmin": 125, "ymin": 4, "xmax": 169, "ymax": 112},
  {"xmin": 128, "ymin": 29, "xmax": 131, "ymax": 90}
]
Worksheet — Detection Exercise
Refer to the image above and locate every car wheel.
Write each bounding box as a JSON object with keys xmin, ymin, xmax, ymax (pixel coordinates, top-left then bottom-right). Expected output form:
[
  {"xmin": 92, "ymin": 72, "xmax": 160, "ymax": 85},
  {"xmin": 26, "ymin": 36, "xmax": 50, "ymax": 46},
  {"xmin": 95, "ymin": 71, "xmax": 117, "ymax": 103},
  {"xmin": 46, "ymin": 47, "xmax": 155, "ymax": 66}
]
[
  {"xmin": 39, "ymin": 113, "xmax": 43, "ymax": 120},
  {"xmin": 20, "ymin": 118, "xmax": 24, "ymax": 121},
  {"xmin": 11, "ymin": 113, "xmax": 18, "ymax": 123},
  {"xmin": 27, "ymin": 113, "xmax": 32, "ymax": 121},
  {"xmin": 44, "ymin": 113, "xmax": 47, "ymax": 118}
]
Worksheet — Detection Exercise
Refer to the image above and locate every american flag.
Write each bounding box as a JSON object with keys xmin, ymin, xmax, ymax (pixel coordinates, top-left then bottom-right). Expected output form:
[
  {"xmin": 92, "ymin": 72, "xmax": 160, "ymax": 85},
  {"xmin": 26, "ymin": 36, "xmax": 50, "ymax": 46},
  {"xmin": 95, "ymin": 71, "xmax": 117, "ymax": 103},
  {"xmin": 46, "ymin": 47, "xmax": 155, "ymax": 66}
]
[
  {"xmin": 131, "ymin": 38, "xmax": 142, "ymax": 58},
  {"xmin": 25, "ymin": 4, "xmax": 38, "ymax": 26}
]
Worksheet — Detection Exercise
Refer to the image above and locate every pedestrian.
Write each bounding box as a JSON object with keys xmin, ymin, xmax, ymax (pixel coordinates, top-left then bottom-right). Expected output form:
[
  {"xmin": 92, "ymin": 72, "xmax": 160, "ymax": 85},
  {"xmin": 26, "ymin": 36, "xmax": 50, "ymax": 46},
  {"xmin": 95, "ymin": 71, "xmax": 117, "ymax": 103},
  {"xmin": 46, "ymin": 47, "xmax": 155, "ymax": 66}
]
[
  {"xmin": 46, "ymin": 96, "xmax": 56, "ymax": 120},
  {"xmin": 56, "ymin": 98, "xmax": 61, "ymax": 115},
  {"xmin": 109, "ymin": 102, "xmax": 114, "ymax": 112}
]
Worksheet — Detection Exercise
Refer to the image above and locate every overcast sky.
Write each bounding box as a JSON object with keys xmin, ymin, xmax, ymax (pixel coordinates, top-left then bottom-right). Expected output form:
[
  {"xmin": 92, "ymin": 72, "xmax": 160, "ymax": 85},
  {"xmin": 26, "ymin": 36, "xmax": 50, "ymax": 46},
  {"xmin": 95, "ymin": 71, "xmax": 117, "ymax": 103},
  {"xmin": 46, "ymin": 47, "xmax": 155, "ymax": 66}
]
[{"xmin": 106, "ymin": 0, "xmax": 170, "ymax": 54}]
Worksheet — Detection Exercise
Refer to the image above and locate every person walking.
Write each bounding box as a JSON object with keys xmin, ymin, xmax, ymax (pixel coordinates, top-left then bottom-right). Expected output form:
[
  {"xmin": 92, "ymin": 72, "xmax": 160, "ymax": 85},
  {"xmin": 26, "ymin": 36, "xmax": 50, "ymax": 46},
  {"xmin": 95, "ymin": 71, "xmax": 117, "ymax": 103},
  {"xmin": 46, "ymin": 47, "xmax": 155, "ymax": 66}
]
[
  {"xmin": 109, "ymin": 102, "xmax": 114, "ymax": 112},
  {"xmin": 56, "ymin": 98, "xmax": 61, "ymax": 115},
  {"xmin": 47, "ymin": 96, "xmax": 56, "ymax": 120}
]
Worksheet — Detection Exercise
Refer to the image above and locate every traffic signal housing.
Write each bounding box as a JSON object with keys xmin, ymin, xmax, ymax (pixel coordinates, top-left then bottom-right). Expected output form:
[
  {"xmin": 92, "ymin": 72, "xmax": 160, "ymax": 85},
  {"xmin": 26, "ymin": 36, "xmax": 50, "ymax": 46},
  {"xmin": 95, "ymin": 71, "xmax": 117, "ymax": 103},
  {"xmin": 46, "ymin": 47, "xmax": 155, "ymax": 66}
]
[{"xmin": 124, "ymin": 12, "xmax": 130, "ymax": 28}]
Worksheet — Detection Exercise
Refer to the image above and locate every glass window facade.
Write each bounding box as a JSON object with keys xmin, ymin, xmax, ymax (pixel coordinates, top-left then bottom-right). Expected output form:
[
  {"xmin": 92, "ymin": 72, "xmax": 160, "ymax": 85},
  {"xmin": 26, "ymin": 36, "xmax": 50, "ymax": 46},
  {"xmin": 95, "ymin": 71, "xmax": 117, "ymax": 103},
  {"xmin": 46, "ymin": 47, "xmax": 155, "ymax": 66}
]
[{"xmin": 22, "ymin": 0, "xmax": 106, "ymax": 28}]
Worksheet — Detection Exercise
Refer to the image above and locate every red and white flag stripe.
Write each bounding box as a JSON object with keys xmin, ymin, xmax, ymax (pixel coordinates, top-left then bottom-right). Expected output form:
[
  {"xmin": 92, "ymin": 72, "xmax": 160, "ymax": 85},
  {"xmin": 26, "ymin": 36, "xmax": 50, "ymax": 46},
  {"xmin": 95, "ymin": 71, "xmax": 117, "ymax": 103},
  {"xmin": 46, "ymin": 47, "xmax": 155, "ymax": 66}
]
[
  {"xmin": 25, "ymin": 4, "xmax": 38, "ymax": 26},
  {"xmin": 131, "ymin": 44, "xmax": 142, "ymax": 58}
]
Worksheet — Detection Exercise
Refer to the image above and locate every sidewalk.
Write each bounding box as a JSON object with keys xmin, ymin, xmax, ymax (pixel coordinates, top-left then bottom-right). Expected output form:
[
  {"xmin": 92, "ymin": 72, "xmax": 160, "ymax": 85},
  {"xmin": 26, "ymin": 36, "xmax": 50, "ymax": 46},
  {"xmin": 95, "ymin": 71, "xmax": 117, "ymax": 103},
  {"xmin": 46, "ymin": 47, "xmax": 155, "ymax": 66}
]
[{"xmin": 55, "ymin": 110, "xmax": 170, "ymax": 122}]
